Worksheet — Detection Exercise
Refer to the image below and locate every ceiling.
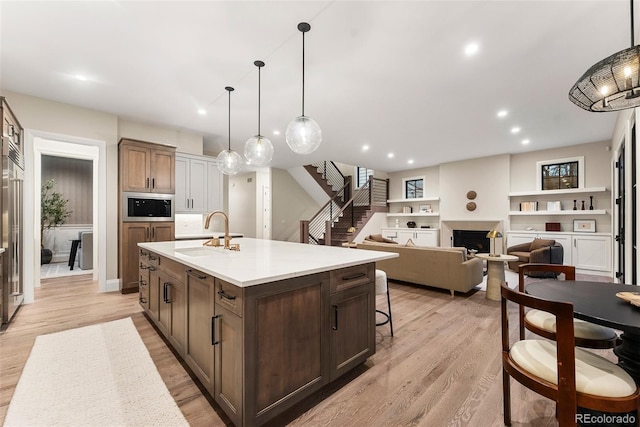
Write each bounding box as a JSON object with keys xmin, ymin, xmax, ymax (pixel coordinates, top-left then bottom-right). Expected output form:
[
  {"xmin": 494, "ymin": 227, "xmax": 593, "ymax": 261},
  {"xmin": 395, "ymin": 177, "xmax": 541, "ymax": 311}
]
[{"xmin": 0, "ymin": 1, "xmax": 631, "ymax": 172}]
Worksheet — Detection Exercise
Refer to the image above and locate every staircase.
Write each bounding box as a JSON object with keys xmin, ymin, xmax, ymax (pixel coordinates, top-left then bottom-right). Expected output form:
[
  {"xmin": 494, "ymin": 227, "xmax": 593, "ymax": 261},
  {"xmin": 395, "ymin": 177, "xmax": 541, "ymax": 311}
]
[{"xmin": 300, "ymin": 171, "xmax": 388, "ymax": 246}]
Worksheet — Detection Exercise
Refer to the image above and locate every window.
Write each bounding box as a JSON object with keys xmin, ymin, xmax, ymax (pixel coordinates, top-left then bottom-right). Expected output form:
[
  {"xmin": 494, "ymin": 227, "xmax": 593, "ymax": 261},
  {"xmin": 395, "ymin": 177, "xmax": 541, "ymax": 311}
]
[
  {"xmin": 536, "ymin": 156, "xmax": 584, "ymax": 190},
  {"xmin": 355, "ymin": 167, "xmax": 373, "ymax": 188},
  {"xmin": 402, "ymin": 176, "xmax": 424, "ymax": 199}
]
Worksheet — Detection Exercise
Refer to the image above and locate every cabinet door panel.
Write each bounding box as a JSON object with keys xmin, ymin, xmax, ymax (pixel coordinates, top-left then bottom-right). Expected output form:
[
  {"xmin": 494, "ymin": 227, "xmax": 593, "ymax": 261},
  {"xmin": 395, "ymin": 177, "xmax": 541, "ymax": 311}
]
[
  {"xmin": 175, "ymin": 156, "xmax": 190, "ymax": 212},
  {"xmin": 185, "ymin": 272, "xmax": 215, "ymax": 393},
  {"xmin": 121, "ymin": 146, "xmax": 150, "ymax": 192},
  {"xmin": 413, "ymin": 230, "xmax": 438, "ymax": 247},
  {"xmin": 121, "ymin": 222, "xmax": 149, "ymax": 293},
  {"xmin": 573, "ymin": 235, "xmax": 612, "ymax": 272},
  {"xmin": 207, "ymin": 161, "xmax": 223, "ymax": 212},
  {"xmin": 330, "ymin": 284, "xmax": 374, "ymax": 381},
  {"xmin": 152, "ymin": 223, "xmax": 174, "ymax": 242},
  {"xmin": 189, "ymin": 159, "xmax": 208, "ymax": 213},
  {"xmin": 214, "ymin": 305, "xmax": 243, "ymax": 427},
  {"xmin": 151, "ymin": 149, "xmax": 175, "ymax": 193}
]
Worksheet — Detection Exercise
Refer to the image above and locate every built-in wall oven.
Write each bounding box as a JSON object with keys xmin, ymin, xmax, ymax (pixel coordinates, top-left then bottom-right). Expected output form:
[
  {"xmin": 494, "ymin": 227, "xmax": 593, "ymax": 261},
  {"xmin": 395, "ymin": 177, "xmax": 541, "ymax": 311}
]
[{"xmin": 121, "ymin": 192, "xmax": 175, "ymax": 222}]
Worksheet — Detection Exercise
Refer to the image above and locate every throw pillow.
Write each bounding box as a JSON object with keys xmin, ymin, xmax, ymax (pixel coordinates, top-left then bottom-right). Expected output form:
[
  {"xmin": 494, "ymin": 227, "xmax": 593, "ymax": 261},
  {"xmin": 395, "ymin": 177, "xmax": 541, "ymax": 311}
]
[
  {"xmin": 405, "ymin": 238, "xmax": 416, "ymax": 247},
  {"xmin": 530, "ymin": 238, "xmax": 556, "ymax": 251}
]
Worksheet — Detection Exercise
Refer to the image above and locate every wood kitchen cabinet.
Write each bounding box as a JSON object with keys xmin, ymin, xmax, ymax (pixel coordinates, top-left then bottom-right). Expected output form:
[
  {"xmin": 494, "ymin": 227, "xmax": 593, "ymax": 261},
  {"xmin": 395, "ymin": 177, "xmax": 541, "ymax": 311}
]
[
  {"xmin": 120, "ymin": 222, "xmax": 174, "ymax": 293},
  {"xmin": 329, "ymin": 264, "xmax": 375, "ymax": 381},
  {"xmin": 146, "ymin": 254, "xmax": 186, "ymax": 356},
  {"xmin": 184, "ymin": 269, "xmax": 215, "ymax": 393},
  {"xmin": 139, "ymin": 247, "xmax": 375, "ymax": 427},
  {"xmin": 119, "ymin": 138, "xmax": 175, "ymax": 194}
]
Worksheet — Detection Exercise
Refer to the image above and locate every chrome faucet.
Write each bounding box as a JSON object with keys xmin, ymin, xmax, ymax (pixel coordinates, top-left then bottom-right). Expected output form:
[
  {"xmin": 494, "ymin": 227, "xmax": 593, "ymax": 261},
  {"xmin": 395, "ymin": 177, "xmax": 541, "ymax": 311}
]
[{"xmin": 203, "ymin": 210, "xmax": 237, "ymax": 250}]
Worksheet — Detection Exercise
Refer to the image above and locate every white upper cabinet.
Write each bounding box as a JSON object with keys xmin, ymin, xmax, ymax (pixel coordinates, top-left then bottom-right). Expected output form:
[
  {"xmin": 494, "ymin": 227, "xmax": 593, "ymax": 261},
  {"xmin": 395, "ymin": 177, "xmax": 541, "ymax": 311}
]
[{"xmin": 176, "ymin": 153, "xmax": 221, "ymax": 214}]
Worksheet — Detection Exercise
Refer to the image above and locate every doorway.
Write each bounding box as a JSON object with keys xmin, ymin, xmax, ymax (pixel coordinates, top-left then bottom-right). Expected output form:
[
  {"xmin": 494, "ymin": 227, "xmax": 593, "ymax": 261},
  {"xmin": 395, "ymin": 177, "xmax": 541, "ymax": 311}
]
[
  {"xmin": 40, "ymin": 154, "xmax": 94, "ymax": 279},
  {"xmin": 22, "ymin": 133, "xmax": 107, "ymax": 304}
]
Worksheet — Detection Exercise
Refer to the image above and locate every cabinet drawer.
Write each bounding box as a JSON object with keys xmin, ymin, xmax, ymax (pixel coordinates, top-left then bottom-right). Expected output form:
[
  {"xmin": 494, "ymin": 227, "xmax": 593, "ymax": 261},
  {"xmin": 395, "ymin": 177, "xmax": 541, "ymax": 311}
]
[
  {"xmin": 139, "ymin": 286, "xmax": 149, "ymax": 310},
  {"xmin": 158, "ymin": 256, "xmax": 185, "ymax": 280},
  {"xmin": 215, "ymin": 279, "xmax": 243, "ymax": 317},
  {"xmin": 330, "ymin": 264, "xmax": 374, "ymax": 294}
]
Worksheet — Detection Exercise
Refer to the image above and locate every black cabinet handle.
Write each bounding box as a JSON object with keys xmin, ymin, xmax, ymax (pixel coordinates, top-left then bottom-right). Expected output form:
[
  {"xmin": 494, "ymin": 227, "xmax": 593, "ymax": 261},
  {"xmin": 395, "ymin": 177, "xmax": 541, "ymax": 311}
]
[
  {"xmin": 139, "ymin": 280, "xmax": 146, "ymax": 287},
  {"xmin": 332, "ymin": 304, "xmax": 338, "ymax": 330},
  {"xmin": 148, "ymin": 255, "xmax": 157, "ymax": 261},
  {"xmin": 211, "ymin": 315, "xmax": 220, "ymax": 345},
  {"xmin": 342, "ymin": 272, "xmax": 366, "ymax": 281},
  {"xmin": 140, "ymin": 264, "xmax": 148, "ymax": 270},
  {"xmin": 140, "ymin": 250, "xmax": 149, "ymax": 256},
  {"xmin": 139, "ymin": 297, "xmax": 147, "ymax": 304},
  {"xmin": 146, "ymin": 177, "xmax": 150, "ymax": 189},
  {"xmin": 165, "ymin": 282, "xmax": 172, "ymax": 303},
  {"xmin": 187, "ymin": 269, "xmax": 208, "ymax": 280},
  {"xmin": 152, "ymin": 178, "xmax": 155, "ymax": 189},
  {"xmin": 218, "ymin": 290, "xmax": 236, "ymax": 301}
]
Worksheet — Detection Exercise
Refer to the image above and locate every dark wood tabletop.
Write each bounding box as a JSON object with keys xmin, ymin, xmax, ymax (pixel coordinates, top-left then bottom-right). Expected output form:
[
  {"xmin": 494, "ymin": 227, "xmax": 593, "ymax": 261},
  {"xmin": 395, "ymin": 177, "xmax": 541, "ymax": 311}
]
[{"xmin": 526, "ymin": 280, "xmax": 640, "ymax": 335}]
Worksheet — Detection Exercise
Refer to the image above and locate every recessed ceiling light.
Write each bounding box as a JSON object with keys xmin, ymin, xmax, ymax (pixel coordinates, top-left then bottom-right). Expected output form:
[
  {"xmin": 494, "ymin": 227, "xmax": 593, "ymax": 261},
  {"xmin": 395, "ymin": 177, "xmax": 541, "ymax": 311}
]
[
  {"xmin": 273, "ymin": 130, "xmax": 280, "ymax": 135},
  {"xmin": 464, "ymin": 42, "xmax": 479, "ymax": 56},
  {"xmin": 408, "ymin": 159, "xmax": 414, "ymax": 164},
  {"xmin": 522, "ymin": 139, "xmax": 530, "ymax": 145},
  {"xmin": 197, "ymin": 109, "xmax": 206, "ymax": 116},
  {"xmin": 497, "ymin": 110, "xmax": 508, "ymax": 118},
  {"xmin": 511, "ymin": 126, "xmax": 521, "ymax": 134},
  {"xmin": 362, "ymin": 145, "xmax": 369, "ymax": 151},
  {"xmin": 75, "ymin": 74, "xmax": 87, "ymax": 81},
  {"xmin": 387, "ymin": 153, "xmax": 394, "ymax": 158}
]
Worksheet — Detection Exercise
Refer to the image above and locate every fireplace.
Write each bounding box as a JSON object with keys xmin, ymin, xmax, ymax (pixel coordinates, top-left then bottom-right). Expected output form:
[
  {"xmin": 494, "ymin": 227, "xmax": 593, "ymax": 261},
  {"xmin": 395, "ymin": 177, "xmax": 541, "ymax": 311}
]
[{"xmin": 453, "ymin": 229, "xmax": 490, "ymax": 253}]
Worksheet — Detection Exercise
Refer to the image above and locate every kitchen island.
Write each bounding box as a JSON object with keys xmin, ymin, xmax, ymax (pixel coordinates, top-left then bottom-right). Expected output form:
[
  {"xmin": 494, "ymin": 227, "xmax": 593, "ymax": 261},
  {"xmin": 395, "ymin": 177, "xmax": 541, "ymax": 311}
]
[{"xmin": 137, "ymin": 238, "xmax": 397, "ymax": 426}]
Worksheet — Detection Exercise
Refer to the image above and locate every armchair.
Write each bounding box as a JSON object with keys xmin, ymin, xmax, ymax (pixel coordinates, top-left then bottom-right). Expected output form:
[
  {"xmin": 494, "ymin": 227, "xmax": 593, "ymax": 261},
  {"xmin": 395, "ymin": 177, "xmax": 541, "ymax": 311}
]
[{"xmin": 507, "ymin": 238, "xmax": 563, "ymax": 277}]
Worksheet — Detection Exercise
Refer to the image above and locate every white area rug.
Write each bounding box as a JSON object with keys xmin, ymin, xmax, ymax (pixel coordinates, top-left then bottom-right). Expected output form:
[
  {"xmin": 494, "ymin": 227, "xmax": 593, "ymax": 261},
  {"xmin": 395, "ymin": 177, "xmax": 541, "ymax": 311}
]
[
  {"xmin": 475, "ymin": 268, "xmax": 519, "ymax": 291},
  {"xmin": 3, "ymin": 318, "xmax": 189, "ymax": 427}
]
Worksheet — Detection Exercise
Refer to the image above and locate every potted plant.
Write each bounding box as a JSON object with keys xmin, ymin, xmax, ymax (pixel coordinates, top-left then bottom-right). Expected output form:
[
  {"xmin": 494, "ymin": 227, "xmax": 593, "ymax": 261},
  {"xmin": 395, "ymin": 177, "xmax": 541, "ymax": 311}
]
[{"xmin": 41, "ymin": 179, "xmax": 72, "ymax": 264}]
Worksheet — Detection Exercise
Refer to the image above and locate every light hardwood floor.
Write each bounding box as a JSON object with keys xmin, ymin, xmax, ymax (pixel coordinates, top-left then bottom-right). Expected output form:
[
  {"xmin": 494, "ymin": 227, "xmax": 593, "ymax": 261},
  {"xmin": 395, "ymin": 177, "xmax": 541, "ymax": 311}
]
[{"xmin": 0, "ymin": 273, "xmax": 614, "ymax": 426}]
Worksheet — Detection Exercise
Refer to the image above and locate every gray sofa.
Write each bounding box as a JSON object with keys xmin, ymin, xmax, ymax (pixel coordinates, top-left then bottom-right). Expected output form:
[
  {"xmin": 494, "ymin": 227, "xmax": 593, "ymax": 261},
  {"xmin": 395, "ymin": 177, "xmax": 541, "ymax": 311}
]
[{"xmin": 506, "ymin": 238, "xmax": 564, "ymax": 277}]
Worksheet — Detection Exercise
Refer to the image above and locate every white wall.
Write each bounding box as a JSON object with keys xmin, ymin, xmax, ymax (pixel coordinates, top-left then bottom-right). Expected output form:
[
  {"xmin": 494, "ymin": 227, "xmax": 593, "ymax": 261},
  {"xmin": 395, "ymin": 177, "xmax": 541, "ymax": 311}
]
[
  {"xmin": 118, "ymin": 120, "xmax": 203, "ymax": 155},
  {"xmin": 271, "ymin": 168, "xmax": 320, "ymax": 242},
  {"xmin": 229, "ymin": 172, "xmax": 257, "ymax": 238}
]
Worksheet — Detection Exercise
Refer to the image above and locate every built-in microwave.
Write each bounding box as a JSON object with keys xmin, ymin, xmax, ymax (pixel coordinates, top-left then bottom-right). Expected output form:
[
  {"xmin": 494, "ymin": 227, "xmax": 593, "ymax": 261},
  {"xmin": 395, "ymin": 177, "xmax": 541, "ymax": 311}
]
[{"xmin": 122, "ymin": 192, "xmax": 174, "ymax": 222}]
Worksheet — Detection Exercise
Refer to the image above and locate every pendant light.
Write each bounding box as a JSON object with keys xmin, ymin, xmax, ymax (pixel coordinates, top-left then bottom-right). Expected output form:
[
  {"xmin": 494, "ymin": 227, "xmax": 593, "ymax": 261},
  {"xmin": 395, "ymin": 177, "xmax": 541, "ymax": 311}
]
[
  {"xmin": 244, "ymin": 60, "xmax": 274, "ymax": 165},
  {"xmin": 569, "ymin": 0, "xmax": 640, "ymax": 111},
  {"xmin": 217, "ymin": 86, "xmax": 243, "ymax": 176},
  {"xmin": 286, "ymin": 22, "xmax": 322, "ymax": 155}
]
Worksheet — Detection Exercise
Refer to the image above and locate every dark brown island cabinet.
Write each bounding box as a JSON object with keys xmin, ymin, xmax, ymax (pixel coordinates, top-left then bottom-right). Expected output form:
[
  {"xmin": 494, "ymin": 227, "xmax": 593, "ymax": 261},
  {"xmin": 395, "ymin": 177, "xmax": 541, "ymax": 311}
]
[{"xmin": 138, "ymin": 247, "xmax": 378, "ymax": 426}]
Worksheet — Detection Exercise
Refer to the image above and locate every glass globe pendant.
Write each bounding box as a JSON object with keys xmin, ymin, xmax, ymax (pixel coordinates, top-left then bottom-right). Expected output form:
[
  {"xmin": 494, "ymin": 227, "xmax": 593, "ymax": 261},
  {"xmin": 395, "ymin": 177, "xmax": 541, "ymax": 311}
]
[
  {"xmin": 286, "ymin": 22, "xmax": 322, "ymax": 155},
  {"xmin": 244, "ymin": 60, "xmax": 274, "ymax": 165},
  {"xmin": 217, "ymin": 86, "xmax": 243, "ymax": 176}
]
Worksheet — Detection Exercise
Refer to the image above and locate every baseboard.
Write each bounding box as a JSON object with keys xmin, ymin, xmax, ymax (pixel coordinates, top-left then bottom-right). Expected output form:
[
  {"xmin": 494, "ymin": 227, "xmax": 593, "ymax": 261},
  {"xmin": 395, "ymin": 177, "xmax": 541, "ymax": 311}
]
[{"xmin": 103, "ymin": 278, "xmax": 121, "ymax": 293}]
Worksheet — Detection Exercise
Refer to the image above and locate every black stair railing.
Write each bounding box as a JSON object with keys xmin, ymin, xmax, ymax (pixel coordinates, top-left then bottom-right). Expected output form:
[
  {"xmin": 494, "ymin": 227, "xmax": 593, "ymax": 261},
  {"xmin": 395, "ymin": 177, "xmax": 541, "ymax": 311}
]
[
  {"xmin": 310, "ymin": 161, "xmax": 349, "ymax": 200},
  {"xmin": 300, "ymin": 176, "xmax": 388, "ymax": 245}
]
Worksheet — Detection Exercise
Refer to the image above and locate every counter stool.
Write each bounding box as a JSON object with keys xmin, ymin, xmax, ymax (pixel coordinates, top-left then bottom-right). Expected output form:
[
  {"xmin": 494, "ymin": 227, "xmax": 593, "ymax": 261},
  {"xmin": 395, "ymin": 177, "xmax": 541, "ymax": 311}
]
[{"xmin": 375, "ymin": 269, "xmax": 394, "ymax": 337}]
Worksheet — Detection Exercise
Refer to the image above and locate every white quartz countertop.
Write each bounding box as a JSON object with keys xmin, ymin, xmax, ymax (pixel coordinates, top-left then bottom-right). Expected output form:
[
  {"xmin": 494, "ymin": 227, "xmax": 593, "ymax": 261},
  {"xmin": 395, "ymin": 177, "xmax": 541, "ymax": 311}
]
[{"xmin": 139, "ymin": 238, "xmax": 398, "ymax": 287}]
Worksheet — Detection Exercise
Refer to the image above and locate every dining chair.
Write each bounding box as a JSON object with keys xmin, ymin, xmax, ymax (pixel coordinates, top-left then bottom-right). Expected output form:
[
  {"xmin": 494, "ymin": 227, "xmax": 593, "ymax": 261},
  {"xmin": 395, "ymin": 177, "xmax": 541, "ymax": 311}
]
[
  {"xmin": 501, "ymin": 282, "xmax": 639, "ymax": 426},
  {"xmin": 518, "ymin": 263, "xmax": 620, "ymax": 349}
]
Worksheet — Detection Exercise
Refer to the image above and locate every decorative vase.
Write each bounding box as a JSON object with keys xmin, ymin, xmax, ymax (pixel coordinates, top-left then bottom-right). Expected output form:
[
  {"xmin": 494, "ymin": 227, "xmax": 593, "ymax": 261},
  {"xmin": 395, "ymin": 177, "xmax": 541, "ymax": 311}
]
[
  {"xmin": 41, "ymin": 248, "xmax": 53, "ymax": 265},
  {"xmin": 406, "ymin": 221, "xmax": 417, "ymax": 228}
]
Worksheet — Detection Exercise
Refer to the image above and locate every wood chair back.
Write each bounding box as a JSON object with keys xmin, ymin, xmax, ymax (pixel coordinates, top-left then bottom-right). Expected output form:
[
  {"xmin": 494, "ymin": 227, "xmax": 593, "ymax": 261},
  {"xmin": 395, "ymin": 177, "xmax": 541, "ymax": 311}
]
[{"xmin": 500, "ymin": 282, "xmax": 639, "ymax": 426}]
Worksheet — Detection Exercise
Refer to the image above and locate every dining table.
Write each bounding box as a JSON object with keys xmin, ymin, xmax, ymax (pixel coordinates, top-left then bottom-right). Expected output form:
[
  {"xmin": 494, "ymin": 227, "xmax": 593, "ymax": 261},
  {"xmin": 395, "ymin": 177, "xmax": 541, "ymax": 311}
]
[{"xmin": 526, "ymin": 280, "xmax": 640, "ymax": 384}]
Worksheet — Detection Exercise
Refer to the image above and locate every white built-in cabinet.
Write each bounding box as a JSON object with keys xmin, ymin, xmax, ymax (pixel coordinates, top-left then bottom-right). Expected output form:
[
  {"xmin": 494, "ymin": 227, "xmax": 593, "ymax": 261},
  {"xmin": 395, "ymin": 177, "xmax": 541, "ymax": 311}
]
[
  {"xmin": 506, "ymin": 231, "xmax": 612, "ymax": 276},
  {"xmin": 175, "ymin": 153, "xmax": 222, "ymax": 214},
  {"xmin": 381, "ymin": 227, "xmax": 439, "ymax": 247}
]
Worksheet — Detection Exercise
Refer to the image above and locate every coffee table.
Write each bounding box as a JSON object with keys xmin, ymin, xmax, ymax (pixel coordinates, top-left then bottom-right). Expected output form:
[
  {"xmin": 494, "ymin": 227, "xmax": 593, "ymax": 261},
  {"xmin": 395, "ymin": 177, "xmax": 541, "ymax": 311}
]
[{"xmin": 475, "ymin": 254, "xmax": 518, "ymax": 301}]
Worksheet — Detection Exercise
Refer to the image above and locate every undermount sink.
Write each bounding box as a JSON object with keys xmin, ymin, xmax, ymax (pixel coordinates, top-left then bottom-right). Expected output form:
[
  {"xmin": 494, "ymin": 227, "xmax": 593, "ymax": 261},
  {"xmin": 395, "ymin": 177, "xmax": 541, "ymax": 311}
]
[{"xmin": 174, "ymin": 247, "xmax": 226, "ymax": 257}]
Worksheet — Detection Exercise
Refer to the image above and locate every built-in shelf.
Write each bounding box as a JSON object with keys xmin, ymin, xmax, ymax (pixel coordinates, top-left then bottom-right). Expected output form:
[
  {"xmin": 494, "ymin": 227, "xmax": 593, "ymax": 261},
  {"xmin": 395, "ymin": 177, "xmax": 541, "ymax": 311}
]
[
  {"xmin": 386, "ymin": 212, "xmax": 440, "ymax": 217},
  {"xmin": 508, "ymin": 187, "xmax": 608, "ymax": 197},
  {"xmin": 508, "ymin": 209, "xmax": 608, "ymax": 216},
  {"xmin": 386, "ymin": 196, "xmax": 440, "ymax": 203}
]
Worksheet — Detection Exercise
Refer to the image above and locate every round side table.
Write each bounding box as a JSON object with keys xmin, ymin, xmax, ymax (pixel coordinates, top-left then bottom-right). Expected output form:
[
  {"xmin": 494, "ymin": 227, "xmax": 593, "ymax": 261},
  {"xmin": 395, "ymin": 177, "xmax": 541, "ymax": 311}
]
[{"xmin": 475, "ymin": 254, "xmax": 518, "ymax": 301}]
